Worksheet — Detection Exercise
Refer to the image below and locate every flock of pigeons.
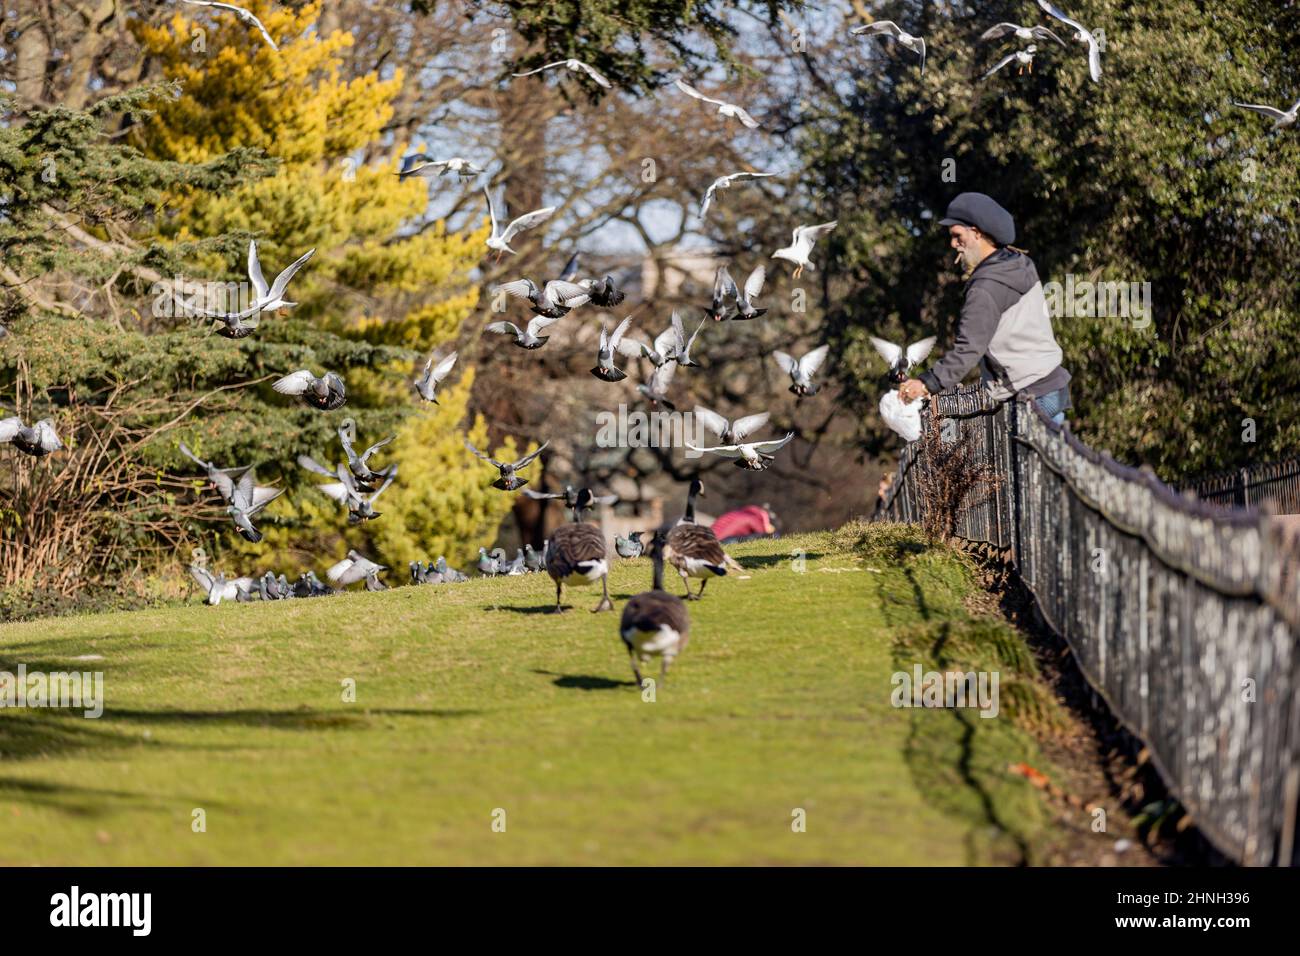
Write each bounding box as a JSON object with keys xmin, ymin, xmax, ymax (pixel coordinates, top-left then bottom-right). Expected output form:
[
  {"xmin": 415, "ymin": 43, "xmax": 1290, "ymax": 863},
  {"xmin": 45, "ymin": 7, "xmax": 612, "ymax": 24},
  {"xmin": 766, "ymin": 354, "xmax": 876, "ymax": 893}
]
[{"xmin": 6, "ymin": 1, "xmax": 1297, "ymax": 684}]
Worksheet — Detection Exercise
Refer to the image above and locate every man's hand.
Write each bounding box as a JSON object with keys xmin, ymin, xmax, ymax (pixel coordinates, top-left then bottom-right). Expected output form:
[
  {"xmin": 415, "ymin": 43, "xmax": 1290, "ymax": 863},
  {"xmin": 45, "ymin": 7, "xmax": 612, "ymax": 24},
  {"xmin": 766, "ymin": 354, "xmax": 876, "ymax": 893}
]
[{"xmin": 898, "ymin": 378, "xmax": 929, "ymax": 404}]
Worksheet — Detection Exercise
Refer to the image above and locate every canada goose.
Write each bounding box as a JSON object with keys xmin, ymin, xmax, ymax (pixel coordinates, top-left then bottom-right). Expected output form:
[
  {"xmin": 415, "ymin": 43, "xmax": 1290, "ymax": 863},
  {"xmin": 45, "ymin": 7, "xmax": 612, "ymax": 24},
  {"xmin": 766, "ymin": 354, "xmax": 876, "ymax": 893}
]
[
  {"xmin": 620, "ymin": 530, "xmax": 691, "ymax": 687},
  {"xmin": 545, "ymin": 488, "xmax": 614, "ymax": 613},
  {"xmin": 665, "ymin": 479, "xmax": 743, "ymax": 599},
  {"xmin": 465, "ymin": 437, "xmax": 548, "ymax": 490},
  {"xmin": 0, "ymin": 416, "xmax": 62, "ymax": 457},
  {"xmin": 273, "ymin": 369, "xmax": 347, "ymax": 410}
]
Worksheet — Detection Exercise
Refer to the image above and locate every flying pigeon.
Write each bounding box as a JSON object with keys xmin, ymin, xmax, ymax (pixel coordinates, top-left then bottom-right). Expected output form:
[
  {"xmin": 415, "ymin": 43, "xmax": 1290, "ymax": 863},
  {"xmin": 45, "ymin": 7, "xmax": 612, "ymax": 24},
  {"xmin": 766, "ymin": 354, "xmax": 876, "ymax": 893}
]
[{"xmin": 465, "ymin": 438, "xmax": 549, "ymax": 491}]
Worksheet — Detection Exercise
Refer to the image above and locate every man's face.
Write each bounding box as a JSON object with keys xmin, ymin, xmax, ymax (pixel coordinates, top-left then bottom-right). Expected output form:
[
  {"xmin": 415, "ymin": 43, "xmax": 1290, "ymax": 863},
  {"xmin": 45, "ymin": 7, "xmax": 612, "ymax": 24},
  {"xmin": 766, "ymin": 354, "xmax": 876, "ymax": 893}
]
[{"xmin": 949, "ymin": 224, "xmax": 986, "ymax": 271}]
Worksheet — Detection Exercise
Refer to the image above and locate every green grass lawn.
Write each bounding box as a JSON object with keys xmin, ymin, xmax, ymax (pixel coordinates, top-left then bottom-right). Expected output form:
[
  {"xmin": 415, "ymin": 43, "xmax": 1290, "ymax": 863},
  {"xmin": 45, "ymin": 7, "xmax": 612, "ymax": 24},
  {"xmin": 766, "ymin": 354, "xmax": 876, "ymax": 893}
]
[{"xmin": 0, "ymin": 522, "xmax": 1070, "ymax": 865}]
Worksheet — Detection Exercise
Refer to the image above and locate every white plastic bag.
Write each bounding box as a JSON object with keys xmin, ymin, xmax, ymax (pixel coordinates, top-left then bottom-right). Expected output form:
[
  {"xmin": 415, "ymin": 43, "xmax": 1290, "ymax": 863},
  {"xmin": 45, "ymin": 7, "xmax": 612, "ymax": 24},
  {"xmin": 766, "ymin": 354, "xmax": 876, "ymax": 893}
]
[{"xmin": 879, "ymin": 389, "xmax": 923, "ymax": 442}]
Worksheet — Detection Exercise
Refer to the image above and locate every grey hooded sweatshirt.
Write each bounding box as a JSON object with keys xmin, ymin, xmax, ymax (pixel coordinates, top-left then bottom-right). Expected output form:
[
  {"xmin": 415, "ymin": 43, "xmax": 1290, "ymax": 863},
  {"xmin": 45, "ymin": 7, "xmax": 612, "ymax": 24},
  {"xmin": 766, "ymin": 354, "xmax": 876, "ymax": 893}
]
[{"xmin": 918, "ymin": 249, "xmax": 1070, "ymax": 404}]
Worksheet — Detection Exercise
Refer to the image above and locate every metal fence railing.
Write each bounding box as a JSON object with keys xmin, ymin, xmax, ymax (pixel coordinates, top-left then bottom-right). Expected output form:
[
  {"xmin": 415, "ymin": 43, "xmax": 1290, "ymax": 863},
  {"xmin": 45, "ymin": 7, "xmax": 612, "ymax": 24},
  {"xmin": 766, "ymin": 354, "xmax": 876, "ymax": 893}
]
[
  {"xmin": 1180, "ymin": 457, "xmax": 1300, "ymax": 514},
  {"xmin": 877, "ymin": 384, "xmax": 1300, "ymax": 866}
]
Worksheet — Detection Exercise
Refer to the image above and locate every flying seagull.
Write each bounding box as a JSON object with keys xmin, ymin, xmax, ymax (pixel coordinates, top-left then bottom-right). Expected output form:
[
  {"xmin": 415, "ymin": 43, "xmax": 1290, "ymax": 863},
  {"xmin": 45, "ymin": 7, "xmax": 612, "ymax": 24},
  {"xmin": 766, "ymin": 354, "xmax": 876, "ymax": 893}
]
[
  {"xmin": 179, "ymin": 1, "xmax": 279, "ymax": 51},
  {"xmin": 869, "ymin": 336, "xmax": 938, "ymax": 383},
  {"xmin": 512, "ymin": 59, "xmax": 613, "ymax": 89},
  {"xmin": 774, "ymin": 344, "xmax": 830, "ymax": 397},
  {"xmin": 465, "ymin": 438, "xmax": 549, "ymax": 491},
  {"xmin": 415, "ymin": 351, "xmax": 458, "ymax": 404},
  {"xmin": 397, "ymin": 155, "xmax": 485, "ymax": 179},
  {"xmin": 850, "ymin": 21, "xmax": 927, "ymax": 74},
  {"xmin": 0, "ymin": 416, "xmax": 62, "ymax": 457},
  {"xmin": 674, "ymin": 79, "xmax": 760, "ymax": 129},
  {"xmin": 980, "ymin": 22, "xmax": 1066, "ymax": 46},
  {"xmin": 699, "ymin": 171, "xmax": 777, "ymax": 220},
  {"xmin": 686, "ymin": 433, "xmax": 794, "ymax": 471},
  {"xmin": 771, "ymin": 221, "xmax": 837, "ymax": 278},
  {"xmin": 984, "ymin": 46, "xmax": 1037, "ymax": 79},
  {"xmin": 1232, "ymin": 96, "xmax": 1300, "ymax": 129},
  {"xmin": 191, "ymin": 239, "xmax": 314, "ymax": 323},
  {"xmin": 273, "ymin": 370, "xmax": 347, "ymax": 410},
  {"xmin": 1036, "ymin": 0, "xmax": 1102, "ymax": 83},
  {"xmin": 483, "ymin": 187, "xmax": 557, "ymax": 258}
]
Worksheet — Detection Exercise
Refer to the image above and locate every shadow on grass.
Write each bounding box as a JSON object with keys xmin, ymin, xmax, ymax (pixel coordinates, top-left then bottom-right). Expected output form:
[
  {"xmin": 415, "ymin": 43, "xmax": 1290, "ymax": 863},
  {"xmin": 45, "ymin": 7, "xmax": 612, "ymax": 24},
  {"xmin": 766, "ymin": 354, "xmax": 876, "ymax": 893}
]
[
  {"xmin": 530, "ymin": 669, "xmax": 636, "ymax": 691},
  {"xmin": 103, "ymin": 706, "xmax": 479, "ymax": 729},
  {"xmin": 731, "ymin": 551, "xmax": 824, "ymax": 569}
]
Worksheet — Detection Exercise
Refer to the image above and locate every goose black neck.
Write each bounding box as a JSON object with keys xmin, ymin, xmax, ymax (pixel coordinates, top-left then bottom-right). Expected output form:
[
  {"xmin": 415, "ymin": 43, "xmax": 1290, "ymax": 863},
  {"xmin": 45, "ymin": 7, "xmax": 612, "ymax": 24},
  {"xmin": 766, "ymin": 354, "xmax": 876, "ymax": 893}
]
[
  {"xmin": 652, "ymin": 543, "xmax": 665, "ymax": 591},
  {"xmin": 684, "ymin": 485, "xmax": 698, "ymax": 523}
]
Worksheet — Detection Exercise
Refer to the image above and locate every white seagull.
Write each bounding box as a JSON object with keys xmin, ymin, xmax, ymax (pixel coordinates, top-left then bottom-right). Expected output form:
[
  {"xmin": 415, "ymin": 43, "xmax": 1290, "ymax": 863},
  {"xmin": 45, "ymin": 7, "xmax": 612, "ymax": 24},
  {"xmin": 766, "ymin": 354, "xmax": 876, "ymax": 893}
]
[
  {"xmin": 771, "ymin": 221, "xmax": 837, "ymax": 278},
  {"xmin": 686, "ymin": 433, "xmax": 794, "ymax": 471},
  {"xmin": 850, "ymin": 21, "xmax": 927, "ymax": 75},
  {"xmin": 512, "ymin": 59, "xmax": 612, "ymax": 89},
  {"xmin": 674, "ymin": 79, "xmax": 761, "ymax": 129},
  {"xmin": 1232, "ymin": 95, "xmax": 1300, "ymax": 129},
  {"xmin": 1036, "ymin": 0, "xmax": 1102, "ymax": 83},
  {"xmin": 194, "ymin": 239, "xmax": 314, "ymax": 320},
  {"xmin": 698, "ymin": 171, "xmax": 777, "ymax": 220},
  {"xmin": 980, "ymin": 22, "xmax": 1066, "ymax": 46},
  {"xmin": 984, "ymin": 46, "xmax": 1038, "ymax": 80},
  {"xmin": 415, "ymin": 351, "xmax": 458, "ymax": 404},
  {"xmin": 397, "ymin": 155, "xmax": 486, "ymax": 179},
  {"xmin": 180, "ymin": 1, "xmax": 279, "ymax": 51},
  {"xmin": 483, "ymin": 187, "xmax": 557, "ymax": 259}
]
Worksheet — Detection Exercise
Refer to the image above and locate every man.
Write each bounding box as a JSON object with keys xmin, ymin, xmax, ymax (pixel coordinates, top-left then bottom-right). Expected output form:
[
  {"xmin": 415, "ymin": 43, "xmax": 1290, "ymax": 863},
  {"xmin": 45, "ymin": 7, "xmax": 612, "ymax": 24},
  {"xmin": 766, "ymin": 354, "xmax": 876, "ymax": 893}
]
[{"xmin": 897, "ymin": 192, "xmax": 1071, "ymax": 424}]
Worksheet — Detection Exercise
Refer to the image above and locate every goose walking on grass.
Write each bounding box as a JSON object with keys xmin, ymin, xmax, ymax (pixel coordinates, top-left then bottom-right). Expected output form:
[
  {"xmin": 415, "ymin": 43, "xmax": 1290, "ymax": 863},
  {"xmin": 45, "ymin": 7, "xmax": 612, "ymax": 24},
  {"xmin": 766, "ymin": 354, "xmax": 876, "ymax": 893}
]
[
  {"xmin": 674, "ymin": 79, "xmax": 761, "ymax": 128},
  {"xmin": 512, "ymin": 58, "xmax": 613, "ymax": 89},
  {"xmin": 484, "ymin": 187, "xmax": 557, "ymax": 259},
  {"xmin": 273, "ymin": 369, "xmax": 346, "ymax": 410},
  {"xmin": 850, "ymin": 20, "xmax": 927, "ymax": 74},
  {"xmin": 771, "ymin": 221, "xmax": 837, "ymax": 278},
  {"xmin": 327, "ymin": 550, "xmax": 388, "ymax": 591},
  {"xmin": 869, "ymin": 335, "xmax": 937, "ymax": 383},
  {"xmin": 465, "ymin": 438, "xmax": 548, "ymax": 491},
  {"xmin": 693, "ymin": 406, "xmax": 771, "ymax": 446},
  {"xmin": 591, "ymin": 315, "xmax": 635, "ymax": 382},
  {"xmin": 493, "ymin": 277, "xmax": 591, "ymax": 319},
  {"xmin": 687, "ymin": 432, "xmax": 794, "ymax": 471},
  {"xmin": 545, "ymin": 488, "xmax": 614, "ymax": 613},
  {"xmin": 773, "ymin": 344, "xmax": 830, "ymax": 397},
  {"xmin": 1232, "ymin": 95, "xmax": 1300, "ymax": 129},
  {"xmin": 179, "ymin": 0, "xmax": 279, "ymax": 51},
  {"xmin": 979, "ymin": 22, "xmax": 1066, "ymax": 46},
  {"xmin": 1036, "ymin": 0, "xmax": 1102, "ymax": 83},
  {"xmin": 487, "ymin": 314, "xmax": 561, "ymax": 350},
  {"xmin": 0, "ymin": 416, "xmax": 62, "ymax": 457},
  {"xmin": 415, "ymin": 351, "xmax": 458, "ymax": 404},
  {"xmin": 397, "ymin": 155, "xmax": 486, "ymax": 179},
  {"xmin": 665, "ymin": 479, "xmax": 743, "ymax": 600},
  {"xmin": 620, "ymin": 530, "xmax": 691, "ymax": 687},
  {"xmin": 698, "ymin": 171, "xmax": 777, "ymax": 220}
]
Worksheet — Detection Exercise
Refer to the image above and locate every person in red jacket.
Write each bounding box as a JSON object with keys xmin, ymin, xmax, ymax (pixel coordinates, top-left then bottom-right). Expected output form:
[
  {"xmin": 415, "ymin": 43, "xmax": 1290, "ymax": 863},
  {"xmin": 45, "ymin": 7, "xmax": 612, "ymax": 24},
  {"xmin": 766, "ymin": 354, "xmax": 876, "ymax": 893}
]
[{"xmin": 711, "ymin": 504, "xmax": 777, "ymax": 543}]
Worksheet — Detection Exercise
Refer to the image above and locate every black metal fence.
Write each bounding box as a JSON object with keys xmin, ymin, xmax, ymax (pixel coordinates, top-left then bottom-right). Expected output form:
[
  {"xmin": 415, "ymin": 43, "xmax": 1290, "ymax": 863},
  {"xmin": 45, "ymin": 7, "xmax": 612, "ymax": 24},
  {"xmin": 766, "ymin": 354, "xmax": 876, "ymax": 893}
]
[
  {"xmin": 878, "ymin": 385, "xmax": 1300, "ymax": 866},
  {"xmin": 1181, "ymin": 458, "xmax": 1300, "ymax": 514}
]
